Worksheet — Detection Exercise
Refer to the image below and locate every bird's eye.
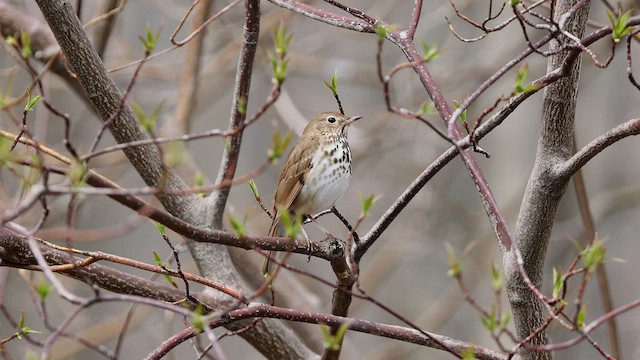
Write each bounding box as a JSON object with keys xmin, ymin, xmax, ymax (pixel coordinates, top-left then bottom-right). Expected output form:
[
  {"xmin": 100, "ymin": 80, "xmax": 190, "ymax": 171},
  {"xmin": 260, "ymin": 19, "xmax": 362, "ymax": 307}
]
[{"xmin": 327, "ymin": 116, "xmax": 336, "ymax": 123}]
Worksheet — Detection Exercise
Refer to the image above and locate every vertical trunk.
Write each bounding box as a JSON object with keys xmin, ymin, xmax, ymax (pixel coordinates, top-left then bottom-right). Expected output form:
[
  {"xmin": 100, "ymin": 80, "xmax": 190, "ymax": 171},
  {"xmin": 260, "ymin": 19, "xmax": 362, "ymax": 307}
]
[{"xmin": 507, "ymin": 1, "xmax": 591, "ymax": 359}]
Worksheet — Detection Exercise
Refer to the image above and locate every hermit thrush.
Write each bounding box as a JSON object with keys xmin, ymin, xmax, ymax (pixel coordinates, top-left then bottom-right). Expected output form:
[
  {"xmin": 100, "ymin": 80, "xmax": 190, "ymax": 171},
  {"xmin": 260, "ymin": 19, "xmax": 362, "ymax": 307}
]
[{"xmin": 263, "ymin": 111, "xmax": 362, "ymax": 274}]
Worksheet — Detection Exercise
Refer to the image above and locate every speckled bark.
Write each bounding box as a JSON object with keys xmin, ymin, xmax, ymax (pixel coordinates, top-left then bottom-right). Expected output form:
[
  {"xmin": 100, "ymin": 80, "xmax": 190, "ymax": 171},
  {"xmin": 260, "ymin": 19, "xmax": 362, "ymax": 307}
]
[{"xmin": 507, "ymin": 1, "xmax": 591, "ymax": 359}]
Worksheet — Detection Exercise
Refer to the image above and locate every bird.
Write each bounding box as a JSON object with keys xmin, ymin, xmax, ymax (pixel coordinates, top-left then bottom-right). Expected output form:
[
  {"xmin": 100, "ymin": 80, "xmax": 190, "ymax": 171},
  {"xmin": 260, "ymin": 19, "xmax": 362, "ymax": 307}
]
[{"xmin": 263, "ymin": 111, "xmax": 362, "ymax": 275}]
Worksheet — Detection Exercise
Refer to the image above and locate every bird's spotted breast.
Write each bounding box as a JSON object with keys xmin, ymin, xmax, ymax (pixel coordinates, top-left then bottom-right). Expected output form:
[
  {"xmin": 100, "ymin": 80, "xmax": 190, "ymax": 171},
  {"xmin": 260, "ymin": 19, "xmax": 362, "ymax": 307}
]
[{"xmin": 293, "ymin": 137, "xmax": 352, "ymax": 215}]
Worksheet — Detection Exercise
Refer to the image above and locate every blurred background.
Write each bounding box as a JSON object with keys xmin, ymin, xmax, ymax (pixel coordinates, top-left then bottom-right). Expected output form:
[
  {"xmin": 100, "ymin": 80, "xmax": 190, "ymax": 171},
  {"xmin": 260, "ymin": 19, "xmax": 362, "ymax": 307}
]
[{"xmin": 1, "ymin": 0, "xmax": 640, "ymax": 359}]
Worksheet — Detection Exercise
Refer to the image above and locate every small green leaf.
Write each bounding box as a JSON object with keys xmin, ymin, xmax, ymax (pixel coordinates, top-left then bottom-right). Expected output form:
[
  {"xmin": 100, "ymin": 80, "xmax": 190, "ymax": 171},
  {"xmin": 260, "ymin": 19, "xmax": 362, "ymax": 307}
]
[
  {"xmin": 375, "ymin": 23, "xmax": 398, "ymax": 38},
  {"xmin": 511, "ymin": 64, "xmax": 541, "ymax": 94},
  {"xmin": 330, "ymin": 72, "xmax": 338, "ymax": 92},
  {"xmin": 421, "ymin": 42, "xmax": 440, "ymax": 62},
  {"xmin": 273, "ymin": 23, "xmax": 293, "ymax": 57},
  {"xmin": 334, "ymin": 321, "xmax": 350, "ymax": 344},
  {"xmin": 500, "ymin": 312, "xmax": 511, "ymax": 330},
  {"xmin": 552, "ymin": 267, "xmax": 563, "ymax": 298},
  {"xmin": 516, "ymin": 64, "xmax": 528, "ymax": 85},
  {"xmin": 131, "ymin": 101, "xmax": 145, "ymax": 125},
  {"xmin": 277, "ymin": 59, "xmax": 289, "ymax": 83},
  {"xmin": 6, "ymin": 35, "xmax": 17, "ymax": 46},
  {"xmin": 18, "ymin": 326, "xmax": 38, "ymax": 339},
  {"xmin": 36, "ymin": 281, "xmax": 53, "ymax": 300},
  {"xmin": 376, "ymin": 25, "xmax": 388, "ymax": 38},
  {"xmin": 319, "ymin": 322, "xmax": 350, "ymax": 351},
  {"xmin": 521, "ymin": 83, "xmax": 542, "ymax": 93},
  {"xmin": 416, "ymin": 102, "xmax": 435, "ymax": 116},
  {"xmin": 15, "ymin": 312, "xmax": 40, "ymax": 339},
  {"xmin": 152, "ymin": 252, "xmax": 174, "ymax": 285},
  {"xmin": 279, "ymin": 208, "xmax": 302, "ymax": 239},
  {"xmin": 154, "ymin": 222, "xmax": 167, "ymax": 236},
  {"xmin": 131, "ymin": 101, "xmax": 162, "ymax": 132},
  {"xmin": 323, "ymin": 71, "xmax": 339, "ymax": 97},
  {"xmin": 319, "ymin": 323, "xmax": 331, "ymax": 339},
  {"xmin": 453, "ymin": 100, "xmax": 467, "ymax": 124},
  {"xmin": 490, "ymin": 263, "xmax": 503, "ymax": 292},
  {"xmin": 268, "ymin": 52, "xmax": 288, "ymax": 85},
  {"xmin": 67, "ymin": 160, "xmax": 88, "ymax": 187},
  {"xmin": 263, "ymin": 271, "xmax": 274, "ymax": 286},
  {"xmin": 163, "ymin": 273, "xmax": 174, "ymax": 284},
  {"xmin": 20, "ymin": 31, "xmax": 32, "ymax": 58},
  {"xmin": 194, "ymin": 172, "xmax": 205, "ymax": 197},
  {"xmin": 481, "ymin": 305, "xmax": 497, "ymax": 333},
  {"xmin": 24, "ymin": 91, "xmax": 41, "ymax": 112},
  {"xmin": 0, "ymin": 71, "xmax": 15, "ymax": 107},
  {"xmin": 0, "ymin": 136, "xmax": 14, "ymax": 166},
  {"xmin": 236, "ymin": 96, "xmax": 247, "ymax": 115},
  {"xmin": 609, "ymin": 9, "xmax": 635, "ymax": 43},
  {"xmin": 576, "ymin": 304, "xmax": 587, "ymax": 329},
  {"xmin": 359, "ymin": 193, "xmax": 380, "ymax": 218},
  {"xmin": 513, "ymin": 64, "xmax": 533, "ymax": 94},
  {"xmin": 153, "ymin": 251, "xmax": 164, "ymax": 266},
  {"xmin": 581, "ymin": 237, "xmax": 606, "ymax": 273},
  {"xmin": 248, "ymin": 179, "xmax": 259, "ymax": 198},
  {"xmin": 19, "ymin": 311, "xmax": 25, "ymax": 329},
  {"xmin": 194, "ymin": 172, "xmax": 204, "ymax": 187},
  {"xmin": 445, "ymin": 243, "xmax": 463, "ymax": 278},
  {"xmin": 510, "ymin": 0, "xmax": 521, "ymax": 5},
  {"xmin": 268, "ymin": 131, "xmax": 292, "ymax": 163},
  {"xmin": 229, "ymin": 213, "xmax": 247, "ymax": 238},
  {"xmin": 139, "ymin": 24, "xmax": 161, "ymax": 53},
  {"xmin": 190, "ymin": 304, "xmax": 206, "ymax": 334},
  {"xmin": 461, "ymin": 348, "xmax": 476, "ymax": 360}
]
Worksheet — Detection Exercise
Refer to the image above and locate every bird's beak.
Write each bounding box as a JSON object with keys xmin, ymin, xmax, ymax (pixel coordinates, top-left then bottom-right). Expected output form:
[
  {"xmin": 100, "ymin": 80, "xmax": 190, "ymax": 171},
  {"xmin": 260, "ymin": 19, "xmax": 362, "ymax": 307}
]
[{"xmin": 347, "ymin": 115, "xmax": 363, "ymax": 125}]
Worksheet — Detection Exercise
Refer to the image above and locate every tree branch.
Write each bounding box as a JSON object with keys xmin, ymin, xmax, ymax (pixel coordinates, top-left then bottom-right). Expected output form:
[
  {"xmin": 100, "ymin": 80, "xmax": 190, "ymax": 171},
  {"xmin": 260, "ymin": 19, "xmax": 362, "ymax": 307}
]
[
  {"xmin": 556, "ymin": 118, "xmax": 640, "ymax": 179},
  {"xmin": 508, "ymin": 1, "xmax": 591, "ymax": 358},
  {"xmin": 148, "ymin": 303, "xmax": 507, "ymax": 360},
  {"xmin": 0, "ymin": 227, "xmax": 197, "ymax": 304}
]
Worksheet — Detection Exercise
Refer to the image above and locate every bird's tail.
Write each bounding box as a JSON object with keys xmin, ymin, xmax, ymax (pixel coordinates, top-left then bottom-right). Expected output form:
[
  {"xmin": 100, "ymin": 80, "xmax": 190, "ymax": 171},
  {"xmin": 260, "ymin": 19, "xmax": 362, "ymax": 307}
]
[{"xmin": 262, "ymin": 217, "xmax": 282, "ymax": 275}]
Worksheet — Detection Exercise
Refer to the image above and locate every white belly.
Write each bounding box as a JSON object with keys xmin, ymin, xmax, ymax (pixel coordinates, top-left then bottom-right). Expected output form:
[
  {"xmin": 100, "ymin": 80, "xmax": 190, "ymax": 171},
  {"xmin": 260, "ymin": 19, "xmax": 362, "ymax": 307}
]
[{"xmin": 294, "ymin": 141, "xmax": 351, "ymax": 215}]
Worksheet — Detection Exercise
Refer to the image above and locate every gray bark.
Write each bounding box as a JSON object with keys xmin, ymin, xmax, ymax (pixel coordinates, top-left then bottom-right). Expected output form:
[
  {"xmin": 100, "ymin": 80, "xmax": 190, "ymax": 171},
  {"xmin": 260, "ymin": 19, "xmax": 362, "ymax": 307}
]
[{"xmin": 508, "ymin": 1, "xmax": 591, "ymax": 359}]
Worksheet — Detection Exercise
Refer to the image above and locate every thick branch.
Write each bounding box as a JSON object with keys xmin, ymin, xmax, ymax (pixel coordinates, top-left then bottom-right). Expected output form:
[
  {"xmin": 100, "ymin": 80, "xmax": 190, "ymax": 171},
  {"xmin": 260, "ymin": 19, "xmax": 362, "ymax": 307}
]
[
  {"xmin": 148, "ymin": 303, "xmax": 507, "ymax": 360},
  {"xmin": 0, "ymin": 228, "xmax": 192, "ymax": 304},
  {"xmin": 556, "ymin": 118, "xmax": 640, "ymax": 178},
  {"xmin": 34, "ymin": 0, "xmax": 198, "ymax": 216},
  {"xmin": 508, "ymin": 1, "xmax": 591, "ymax": 358}
]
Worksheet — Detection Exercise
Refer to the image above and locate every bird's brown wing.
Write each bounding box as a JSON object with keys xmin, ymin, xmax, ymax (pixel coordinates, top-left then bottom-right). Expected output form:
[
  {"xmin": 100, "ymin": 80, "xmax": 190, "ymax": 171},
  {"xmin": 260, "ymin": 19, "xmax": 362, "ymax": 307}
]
[
  {"xmin": 264, "ymin": 136, "xmax": 318, "ymax": 274},
  {"xmin": 269, "ymin": 136, "xmax": 318, "ymax": 235}
]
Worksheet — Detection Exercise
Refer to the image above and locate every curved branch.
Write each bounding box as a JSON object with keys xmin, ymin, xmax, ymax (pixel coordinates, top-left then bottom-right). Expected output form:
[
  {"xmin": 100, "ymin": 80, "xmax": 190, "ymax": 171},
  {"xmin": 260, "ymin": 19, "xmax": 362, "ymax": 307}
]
[
  {"xmin": 556, "ymin": 118, "xmax": 640, "ymax": 179},
  {"xmin": 147, "ymin": 303, "xmax": 507, "ymax": 360},
  {"xmin": 0, "ymin": 228, "xmax": 206, "ymax": 304}
]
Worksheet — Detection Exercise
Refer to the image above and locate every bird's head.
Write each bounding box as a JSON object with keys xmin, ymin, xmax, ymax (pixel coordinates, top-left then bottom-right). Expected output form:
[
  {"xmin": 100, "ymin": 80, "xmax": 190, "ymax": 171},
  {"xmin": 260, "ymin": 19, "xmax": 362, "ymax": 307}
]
[{"xmin": 303, "ymin": 111, "xmax": 362, "ymax": 137}]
